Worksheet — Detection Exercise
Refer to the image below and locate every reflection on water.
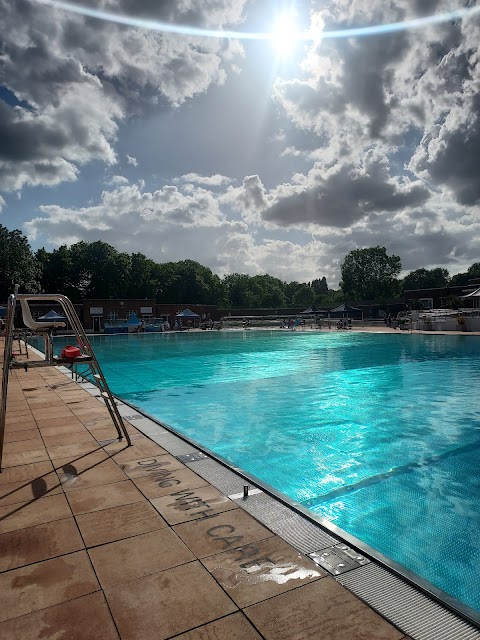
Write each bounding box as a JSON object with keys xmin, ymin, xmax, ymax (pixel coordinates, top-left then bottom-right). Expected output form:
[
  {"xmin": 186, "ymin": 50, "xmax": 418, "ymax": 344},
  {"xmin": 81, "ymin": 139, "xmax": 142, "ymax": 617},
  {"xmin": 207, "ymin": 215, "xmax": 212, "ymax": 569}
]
[{"xmin": 39, "ymin": 330, "xmax": 480, "ymax": 613}]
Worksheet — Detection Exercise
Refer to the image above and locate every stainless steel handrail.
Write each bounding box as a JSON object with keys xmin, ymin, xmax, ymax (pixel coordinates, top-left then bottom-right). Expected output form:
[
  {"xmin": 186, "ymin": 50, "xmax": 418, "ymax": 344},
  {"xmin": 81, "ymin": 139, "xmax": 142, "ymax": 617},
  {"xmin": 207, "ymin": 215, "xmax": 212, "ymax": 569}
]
[
  {"xmin": 0, "ymin": 294, "xmax": 16, "ymax": 469},
  {"xmin": 0, "ymin": 292, "xmax": 131, "ymax": 471}
]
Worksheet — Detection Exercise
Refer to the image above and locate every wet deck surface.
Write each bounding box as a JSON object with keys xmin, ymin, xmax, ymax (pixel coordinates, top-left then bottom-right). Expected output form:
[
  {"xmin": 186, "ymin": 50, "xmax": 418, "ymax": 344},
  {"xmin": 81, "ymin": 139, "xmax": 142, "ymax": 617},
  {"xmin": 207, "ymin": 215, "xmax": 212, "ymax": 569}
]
[{"xmin": 0, "ymin": 338, "xmax": 414, "ymax": 638}]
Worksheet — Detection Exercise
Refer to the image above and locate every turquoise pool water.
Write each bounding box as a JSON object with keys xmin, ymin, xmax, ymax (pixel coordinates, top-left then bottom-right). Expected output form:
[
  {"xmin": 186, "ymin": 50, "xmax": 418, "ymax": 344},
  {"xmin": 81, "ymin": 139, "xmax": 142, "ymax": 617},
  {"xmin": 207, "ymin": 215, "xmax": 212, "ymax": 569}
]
[{"xmin": 43, "ymin": 330, "xmax": 480, "ymax": 616}]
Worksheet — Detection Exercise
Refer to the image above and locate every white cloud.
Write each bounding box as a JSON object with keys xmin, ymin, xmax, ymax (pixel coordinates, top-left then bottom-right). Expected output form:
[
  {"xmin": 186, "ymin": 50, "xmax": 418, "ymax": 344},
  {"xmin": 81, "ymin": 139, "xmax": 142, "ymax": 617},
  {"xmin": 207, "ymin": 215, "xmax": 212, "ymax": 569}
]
[
  {"xmin": 126, "ymin": 155, "xmax": 139, "ymax": 167},
  {"xmin": 179, "ymin": 173, "xmax": 234, "ymax": 187},
  {"xmin": 107, "ymin": 175, "xmax": 130, "ymax": 186},
  {"xmin": 0, "ymin": 0, "xmax": 248, "ymax": 192}
]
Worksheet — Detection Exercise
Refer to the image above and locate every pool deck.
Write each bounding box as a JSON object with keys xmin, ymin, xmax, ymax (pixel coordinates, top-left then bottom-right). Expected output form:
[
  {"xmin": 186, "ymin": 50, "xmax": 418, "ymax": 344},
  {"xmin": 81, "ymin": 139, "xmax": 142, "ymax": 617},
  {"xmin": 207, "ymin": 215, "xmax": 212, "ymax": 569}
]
[{"xmin": 0, "ymin": 334, "xmax": 477, "ymax": 640}]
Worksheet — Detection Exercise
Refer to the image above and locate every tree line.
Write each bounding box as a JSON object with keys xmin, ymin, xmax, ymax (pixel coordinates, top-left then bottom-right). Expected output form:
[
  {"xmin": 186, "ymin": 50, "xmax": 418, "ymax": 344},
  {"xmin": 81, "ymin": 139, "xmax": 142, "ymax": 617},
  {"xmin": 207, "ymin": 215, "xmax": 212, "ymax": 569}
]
[{"xmin": 1, "ymin": 225, "xmax": 479, "ymax": 307}]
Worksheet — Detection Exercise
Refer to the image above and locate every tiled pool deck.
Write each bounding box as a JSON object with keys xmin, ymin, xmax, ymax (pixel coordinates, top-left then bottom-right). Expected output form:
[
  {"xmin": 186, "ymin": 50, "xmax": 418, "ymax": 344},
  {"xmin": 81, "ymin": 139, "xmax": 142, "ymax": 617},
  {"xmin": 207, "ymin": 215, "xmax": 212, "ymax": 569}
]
[{"xmin": 0, "ymin": 336, "xmax": 478, "ymax": 640}]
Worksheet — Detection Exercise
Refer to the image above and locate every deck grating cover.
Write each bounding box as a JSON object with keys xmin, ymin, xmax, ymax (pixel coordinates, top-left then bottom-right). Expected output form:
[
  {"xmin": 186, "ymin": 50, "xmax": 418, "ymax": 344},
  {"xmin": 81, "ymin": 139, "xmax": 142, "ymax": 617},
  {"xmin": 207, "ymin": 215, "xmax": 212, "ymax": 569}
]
[
  {"xmin": 185, "ymin": 458, "xmax": 251, "ymax": 496},
  {"xmin": 148, "ymin": 432, "xmax": 199, "ymax": 455},
  {"xmin": 233, "ymin": 492, "xmax": 300, "ymax": 528},
  {"xmin": 273, "ymin": 514, "xmax": 339, "ymax": 554},
  {"xmin": 337, "ymin": 563, "xmax": 480, "ymax": 640}
]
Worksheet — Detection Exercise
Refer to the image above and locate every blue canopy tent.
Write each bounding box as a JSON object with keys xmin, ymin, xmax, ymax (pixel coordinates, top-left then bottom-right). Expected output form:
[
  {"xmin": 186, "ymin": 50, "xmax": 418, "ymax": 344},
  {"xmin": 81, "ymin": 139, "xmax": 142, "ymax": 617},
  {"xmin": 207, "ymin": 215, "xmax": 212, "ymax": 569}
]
[
  {"xmin": 0, "ymin": 307, "xmax": 6, "ymax": 318},
  {"xmin": 37, "ymin": 309, "xmax": 68, "ymax": 323},
  {"xmin": 329, "ymin": 303, "xmax": 362, "ymax": 319},
  {"xmin": 301, "ymin": 305, "xmax": 324, "ymax": 316},
  {"xmin": 175, "ymin": 308, "xmax": 200, "ymax": 328}
]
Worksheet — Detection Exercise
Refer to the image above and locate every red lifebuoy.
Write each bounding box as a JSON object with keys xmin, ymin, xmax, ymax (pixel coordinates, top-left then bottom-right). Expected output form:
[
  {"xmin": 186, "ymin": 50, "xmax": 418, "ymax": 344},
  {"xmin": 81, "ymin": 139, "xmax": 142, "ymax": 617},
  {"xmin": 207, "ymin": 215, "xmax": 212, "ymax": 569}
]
[{"xmin": 61, "ymin": 346, "xmax": 81, "ymax": 360}]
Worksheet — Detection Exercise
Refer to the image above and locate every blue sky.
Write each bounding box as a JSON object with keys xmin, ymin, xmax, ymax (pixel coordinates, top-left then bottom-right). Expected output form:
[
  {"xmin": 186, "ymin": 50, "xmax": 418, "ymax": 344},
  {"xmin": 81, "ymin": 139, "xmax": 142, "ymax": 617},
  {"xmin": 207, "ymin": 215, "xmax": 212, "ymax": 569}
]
[{"xmin": 1, "ymin": 0, "xmax": 479, "ymax": 286}]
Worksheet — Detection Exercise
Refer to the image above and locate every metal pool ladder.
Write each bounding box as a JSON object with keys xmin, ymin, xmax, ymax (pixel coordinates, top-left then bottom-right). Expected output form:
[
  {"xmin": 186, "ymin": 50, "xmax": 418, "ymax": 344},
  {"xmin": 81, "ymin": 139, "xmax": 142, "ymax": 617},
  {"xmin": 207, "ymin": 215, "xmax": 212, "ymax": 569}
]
[{"xmin": 0, "ymin": 291, "xmax": 131, "ymax": 471}]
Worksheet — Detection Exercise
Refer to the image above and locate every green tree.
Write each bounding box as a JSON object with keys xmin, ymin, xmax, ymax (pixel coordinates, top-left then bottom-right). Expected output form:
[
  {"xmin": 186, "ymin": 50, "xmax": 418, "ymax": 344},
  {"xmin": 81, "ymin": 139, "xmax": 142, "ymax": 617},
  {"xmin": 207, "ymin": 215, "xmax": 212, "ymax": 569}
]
[
  {"xmin": 450, "ymin": 272, "xmax": 469, "ymax": 286},
  {"xmin": 36, "ymin": 246, "xmax": 78, "ymax": 299},
  {"xmin": 315, "ymin": 289, "xmax": 344, "ymax": 305},
  {"xmin": 249, "ymin": 275, "xmax": 287, "ymax": 307},
  {"xmin": 467, "ymin": 262, "xmax": 480, "ymax": 279},
  {"xmin": 340, "ymin": 247, "xmax": 401, "ymax": 300},
  {"xmin": 223, "ymin": 274, "xmax": 257, "ymax": 307},
  {"xmin": 69, "ymin": 241, "xmax": 131, "ymax": 299},
  {"xmin": 127, "ymin": 253, "xmax": 162, "ymax": 299},
  {"xmin": 156, "ymin": 260, "xmax": 225, "ymax": 305},
  {"xmin": 445, "ymin": 295, "xmax": 463, "ymax": 309},
  {"xmin": 402, "ymin": 267, "xmax": 449, "ymax": 291},
  {"xmin": 292, "ymin": 285, "xmax": 315, "ymax": 307},
  {"xmin": 0, "ymin": 224, "xmax": 40, "ymax": 299},
  {"xmin": 311, "ymin": 277, "xmax": 328, "ymax": 295},
  {"xmin": 284, "ymin": 281, "xmax": 302, "ymax": 303}
]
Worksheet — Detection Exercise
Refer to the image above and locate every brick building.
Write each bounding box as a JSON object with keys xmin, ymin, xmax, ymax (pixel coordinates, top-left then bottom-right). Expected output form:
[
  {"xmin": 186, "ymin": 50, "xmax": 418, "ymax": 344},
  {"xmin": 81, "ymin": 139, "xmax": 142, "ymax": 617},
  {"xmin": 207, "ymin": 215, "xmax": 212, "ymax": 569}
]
[{"xmin": 404, "ymin": 279, "xmax": 480, "ymax": 310}]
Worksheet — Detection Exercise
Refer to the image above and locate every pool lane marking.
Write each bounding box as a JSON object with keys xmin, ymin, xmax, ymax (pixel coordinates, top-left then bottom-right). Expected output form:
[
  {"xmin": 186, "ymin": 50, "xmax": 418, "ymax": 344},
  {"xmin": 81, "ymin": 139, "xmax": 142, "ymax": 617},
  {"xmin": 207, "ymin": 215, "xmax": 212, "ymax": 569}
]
[{"xmin": 301, "ymin": 437, "xmax": 480, "ymax": 508}]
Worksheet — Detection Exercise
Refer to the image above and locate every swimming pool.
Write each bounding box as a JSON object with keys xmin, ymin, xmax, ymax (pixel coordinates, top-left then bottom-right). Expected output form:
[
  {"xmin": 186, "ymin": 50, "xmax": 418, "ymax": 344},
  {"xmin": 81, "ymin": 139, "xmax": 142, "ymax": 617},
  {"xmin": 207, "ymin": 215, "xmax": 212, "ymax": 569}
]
[{"xmin": 44, "ymin": 330, "xmax": 480, "ymax": 619}]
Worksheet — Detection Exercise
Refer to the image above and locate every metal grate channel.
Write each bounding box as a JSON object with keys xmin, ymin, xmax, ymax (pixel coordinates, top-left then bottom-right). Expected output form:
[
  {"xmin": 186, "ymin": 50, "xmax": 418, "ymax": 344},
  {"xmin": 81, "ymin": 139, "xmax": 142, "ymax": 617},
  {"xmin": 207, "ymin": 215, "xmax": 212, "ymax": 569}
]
[
  {"xmin": 337, "ymin": 563, "xmax": 480, "ymax": 640},
  {"xmin": 273, "ymin": 513, "xmax": 339, "ymax": 554},
  {"xmin": 147, "ymin": 432, "xmax": 198, "ymax": 456},
  {"xmin": 183, "ymin": 458, "xmax": 250, "ymax": 496},
  {"xmin": 233, "ymin": 492, "xmax": 299, "ymax": 528}
]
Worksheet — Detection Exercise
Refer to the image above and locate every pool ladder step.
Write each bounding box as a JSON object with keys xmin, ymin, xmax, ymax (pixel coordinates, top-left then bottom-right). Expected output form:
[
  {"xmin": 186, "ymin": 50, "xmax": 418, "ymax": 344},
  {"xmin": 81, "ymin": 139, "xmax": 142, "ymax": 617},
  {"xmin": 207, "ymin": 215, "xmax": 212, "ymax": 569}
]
[{"xmin": 0, "ymin": 291, "xmax": 132, "ymax": 471}]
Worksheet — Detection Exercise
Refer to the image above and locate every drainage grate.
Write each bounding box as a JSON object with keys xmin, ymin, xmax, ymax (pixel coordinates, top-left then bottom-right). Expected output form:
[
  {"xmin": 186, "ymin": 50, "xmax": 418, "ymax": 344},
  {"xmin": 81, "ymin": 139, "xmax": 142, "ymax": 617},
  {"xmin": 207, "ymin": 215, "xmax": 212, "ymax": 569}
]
[
  {"xmin": 148, "ymin": 433, "xmax": 196, "ymax": 455},
  {"xmin": 183, "ymin": 458, "xmax": 248, "ymax": 496},
  {"xmin": 337, "ymin": 563, "xmax": 480, "ymax": 640},
  {"xmin": 233, "ymin": 492, "xmax": 298, "ymax": 528},
  {"xmin": 176, "ymin": 452, "xmax": 209, "ymax": 463},
  {"xmin": 309, "ymin": 544, "xmax": 370, "ymax": 576}
]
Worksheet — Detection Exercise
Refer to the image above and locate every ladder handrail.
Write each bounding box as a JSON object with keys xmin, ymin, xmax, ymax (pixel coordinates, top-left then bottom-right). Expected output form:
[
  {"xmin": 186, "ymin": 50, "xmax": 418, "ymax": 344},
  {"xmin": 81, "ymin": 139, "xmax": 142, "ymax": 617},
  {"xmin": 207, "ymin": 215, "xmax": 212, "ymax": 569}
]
[
  {"xmin": 0, "ymin": 294, "xmax": 17, "ymax": 468},
  {"xmin": 1, "ymin": 293, "xmax": 131, "ymax": 471}
]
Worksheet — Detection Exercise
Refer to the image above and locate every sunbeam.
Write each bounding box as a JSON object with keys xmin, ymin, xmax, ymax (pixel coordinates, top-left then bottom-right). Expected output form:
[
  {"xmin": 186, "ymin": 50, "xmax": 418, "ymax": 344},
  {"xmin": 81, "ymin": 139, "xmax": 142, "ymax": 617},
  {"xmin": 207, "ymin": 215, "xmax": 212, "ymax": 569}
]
[{"xmin": 31, "ymin": 0, "xmax": 480, "ymax": 43}]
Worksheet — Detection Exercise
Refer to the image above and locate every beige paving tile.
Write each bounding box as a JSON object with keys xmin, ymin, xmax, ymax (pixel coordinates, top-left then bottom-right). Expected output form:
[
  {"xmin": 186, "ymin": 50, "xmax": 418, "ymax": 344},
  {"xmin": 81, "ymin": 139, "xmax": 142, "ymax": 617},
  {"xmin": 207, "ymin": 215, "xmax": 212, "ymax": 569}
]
[
  {"xmin": 0, "ymin": 494, "xmax": 72, "ymax": 534},
  {"xmin": 3, "ymin": 420, "xmax": 38, "ymax": 432},
  {"xmin": 76, "ymin": 501, "xmax": 167, "ymax": 547},
  {"xmin": 105, "ymin": 560, "xmax": 237, "ymax": 640},
  {"xmin": 3, "ymin": 440, "xmax": 46, "ymax": 454},
  {"xmin": 174, "ymin": 612, "xmax": 263, "ymax": 640},
  {"xmin": 173, "ymin": 508, "xmax": 274, "ymax": 559},
  {"xmin": 0, "ymin": 517, "xmax": 84, "ymax": 572},
  {"xmin": 42, "ymin": 431, "xmax": 97, "ymax": 447},
  {"xmin": 55, "ymin": 451, "xmax": 127, "ymax": 491},
  {"xmin": 38, "ymin": 423, "xmax": 87, "ymax": 437},
  {"xmin": 0, "ymin": 472, "xmax": 62, "ymax": 506},
  {"xmin": 33, "ymin": 411, "xmax": 77, "ymax": 423},
  {"xmin": 89, "ymin": 426, "xmax": 121, "ymax": 441},
  {"xmin": 77, "ymin": 412, "xmax": 112, "ymax": 425},
  {"xmin": 0, "ymin": 592, "xmax": 120, "ymax": 640},
  {"xmin": 201, "ymin": 535, "xmax": 325, "ymax": 607},
  {"xmin": 244, "ymin": 577, "xmax": 404, "ymax": 640},
  {"xmin": 5, "ymin": 411, "xmax": 37, "ymax": 423},
  {"xmin": 2, "ymin": 448, "xmax": 51, "ymax": 468},
  {"xmin": 66, "ymin": 479, "xmax": 144, "ymax": 515},
  {"xmin": 82, "ymin": 416, "xmax": 117, "ymax": 430},
  {"xmin": 68, "ymin": 400, "xmax": 107, "ymax": 411},
  {"xmin": 46, "ymin": 441, "xmax": 103, "ymax": 462},
  {"xmin": 0, "ymin": 551, "xmax": 100, "ymax": 623},
  {"xmin": 35, "ymin": 414, "xmax": 83, "ymax": 429},
  {"xmin": 27, "ymin": 399, "xmax": 66, "ymax": 408},
  {"xmin": 104, "ymin": 438, "xmax": 168, "ymax": 463},
  {"xmin": 132, "ymin": 466, "xmax": 209, "ymax": 499},
  {"xmin": 89, "ymin": 527, "xmax": 195, "ymax": 588},
  {"xmin": 0, "ymin": 461, "xmax": 54, "ymax": 486},
  {"xmin": 119, "ymin": 453, "xmax": 184, "ymax": 479},
  {"xmin": 151, "ymin": 485, "xmax": 237, "ymax": 525},
  {"xmin": 4, "ymin": 429, "xmax": 41, "ymax": 443}
]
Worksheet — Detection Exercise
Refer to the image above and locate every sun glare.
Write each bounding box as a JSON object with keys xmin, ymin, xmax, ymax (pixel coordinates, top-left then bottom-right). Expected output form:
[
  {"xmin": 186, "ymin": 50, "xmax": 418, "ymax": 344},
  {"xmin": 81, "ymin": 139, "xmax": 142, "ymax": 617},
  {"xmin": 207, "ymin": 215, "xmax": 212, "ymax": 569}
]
[{"xmin": 271, "ymin": 14, "xmax": 299, "ymax": 57}]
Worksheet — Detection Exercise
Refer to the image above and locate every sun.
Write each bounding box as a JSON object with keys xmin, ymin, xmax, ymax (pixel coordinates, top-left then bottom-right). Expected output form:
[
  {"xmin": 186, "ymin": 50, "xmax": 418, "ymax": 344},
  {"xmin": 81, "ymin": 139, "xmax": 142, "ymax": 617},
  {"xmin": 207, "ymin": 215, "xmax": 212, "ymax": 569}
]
[{"xmin": 270, "ymin": 13, "xmax": 299, "ymax": 57}]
